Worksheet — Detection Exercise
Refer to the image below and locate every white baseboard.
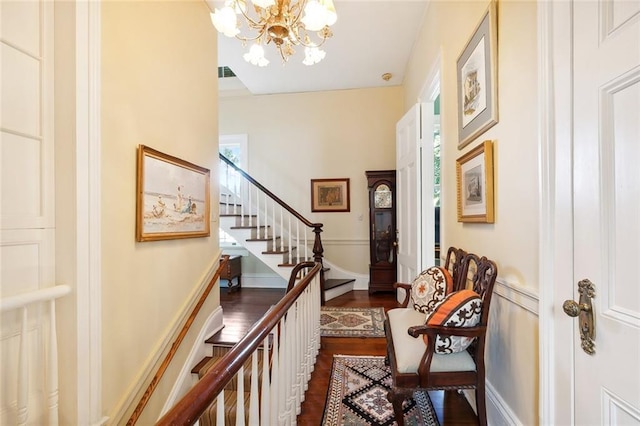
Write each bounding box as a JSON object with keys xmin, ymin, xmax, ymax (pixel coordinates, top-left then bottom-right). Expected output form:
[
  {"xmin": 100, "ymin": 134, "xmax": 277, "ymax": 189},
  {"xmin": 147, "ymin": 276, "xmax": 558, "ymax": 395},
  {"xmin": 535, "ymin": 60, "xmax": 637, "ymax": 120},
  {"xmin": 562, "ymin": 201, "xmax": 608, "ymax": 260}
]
[
  {"xmin": 464, "ymin": 380, "xmax": 524, "ymax": 426},
  {"xmin": 325, "ymin": 282, "xmax": 354, "ymax": 301},
  {"xmin": 486, "ymin": 380, "xmax": 524, "ymax": 425}
]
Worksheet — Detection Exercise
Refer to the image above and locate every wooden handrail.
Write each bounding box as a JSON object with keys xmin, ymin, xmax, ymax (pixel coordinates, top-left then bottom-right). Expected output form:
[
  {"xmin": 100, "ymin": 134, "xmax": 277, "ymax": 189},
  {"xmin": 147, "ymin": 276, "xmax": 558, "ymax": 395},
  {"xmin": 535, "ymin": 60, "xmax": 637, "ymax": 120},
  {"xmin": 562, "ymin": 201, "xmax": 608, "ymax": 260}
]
[
  {"xmin": 126, "ymin": 256, "xmax": 230, "ymax": 426},
  {"xmin": 219, "ymin": 154, "xmax": 325, "ymax": 265},
  {"xmin": 156, "ymin": 262, "xmax": 322, "ymax": 426},
  {"xmin": 220, "ymin": 154, "xmax": 321, "ymax": 230}
]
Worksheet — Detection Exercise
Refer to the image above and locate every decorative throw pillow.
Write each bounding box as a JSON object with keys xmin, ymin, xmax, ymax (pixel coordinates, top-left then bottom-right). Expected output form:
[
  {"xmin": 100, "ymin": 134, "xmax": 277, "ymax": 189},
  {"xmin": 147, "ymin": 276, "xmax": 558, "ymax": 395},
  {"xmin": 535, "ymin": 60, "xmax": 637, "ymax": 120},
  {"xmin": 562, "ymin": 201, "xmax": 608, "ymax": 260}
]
[
  {"xmin": 424, "ymin": 289, "xmax": 482, "ymax": 354},
  {"xmin": 410, "ymin": 266, "xmax": 453, "ymax": 315}
]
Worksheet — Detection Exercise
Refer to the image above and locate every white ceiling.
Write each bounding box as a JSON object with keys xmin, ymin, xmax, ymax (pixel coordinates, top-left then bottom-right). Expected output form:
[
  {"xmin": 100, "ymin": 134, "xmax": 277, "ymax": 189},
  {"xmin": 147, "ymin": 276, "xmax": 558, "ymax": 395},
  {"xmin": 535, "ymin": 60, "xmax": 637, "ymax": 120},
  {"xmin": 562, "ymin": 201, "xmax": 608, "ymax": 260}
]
[{"xmin": 212, "ymin": 1, "xmax": 429, "ymax": 96}]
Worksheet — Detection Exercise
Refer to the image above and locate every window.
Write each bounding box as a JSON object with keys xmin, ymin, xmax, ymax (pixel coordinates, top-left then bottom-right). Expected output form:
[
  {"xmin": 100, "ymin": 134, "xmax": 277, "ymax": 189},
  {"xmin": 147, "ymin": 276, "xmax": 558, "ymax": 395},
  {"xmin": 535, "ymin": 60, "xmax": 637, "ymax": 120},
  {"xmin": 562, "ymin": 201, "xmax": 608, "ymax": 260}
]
[{"xmin": 219, "ymin": 134, "xmax": 248, "ymax": 245}]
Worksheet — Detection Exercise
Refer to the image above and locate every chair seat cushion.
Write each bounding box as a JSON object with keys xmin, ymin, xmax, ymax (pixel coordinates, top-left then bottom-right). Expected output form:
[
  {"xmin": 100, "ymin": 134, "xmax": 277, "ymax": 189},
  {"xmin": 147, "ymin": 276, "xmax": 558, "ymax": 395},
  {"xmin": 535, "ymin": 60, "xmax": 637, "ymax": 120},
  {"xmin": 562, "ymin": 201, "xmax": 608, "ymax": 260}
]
[
  {"xmin": 425, "ymin": 289, "xmax": 482, "ymax": 354},
  {"xmin": 410, "ymin": 266, "xmax": 453, "ymax": 314},
  {"xmin": 387, "ymin": 308, "xmax": 476, "ymax": 374}
]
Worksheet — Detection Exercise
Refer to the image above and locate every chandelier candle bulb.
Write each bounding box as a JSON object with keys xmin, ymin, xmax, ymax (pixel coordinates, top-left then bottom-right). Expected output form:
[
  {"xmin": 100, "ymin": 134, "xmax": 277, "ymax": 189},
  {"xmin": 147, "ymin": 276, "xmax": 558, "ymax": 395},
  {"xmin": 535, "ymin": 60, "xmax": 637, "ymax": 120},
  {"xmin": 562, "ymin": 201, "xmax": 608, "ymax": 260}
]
[{"xmin": 211, "ymin": 0, "xmax": 337, "ymax": 65}]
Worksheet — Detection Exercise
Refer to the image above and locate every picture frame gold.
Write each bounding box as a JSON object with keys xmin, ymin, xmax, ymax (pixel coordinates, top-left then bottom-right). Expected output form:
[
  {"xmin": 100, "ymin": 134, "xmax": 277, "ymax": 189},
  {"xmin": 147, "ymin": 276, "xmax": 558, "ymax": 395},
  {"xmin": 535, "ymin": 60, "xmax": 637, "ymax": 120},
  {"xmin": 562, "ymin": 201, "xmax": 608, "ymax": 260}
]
[
  {"xmin": 456, "ymin": 140, "xmax": 494, "ymax": 223},
  {"xmin": 310, "ymin": 178, "xmax": 350, "ymax": 212},
  {"xmin": 136, "ymin": 145, "xmax": 210, "ymax": 241},
  {"xmin": 456, "ymin": 1, "xmax": 498, "ymax": 149}
]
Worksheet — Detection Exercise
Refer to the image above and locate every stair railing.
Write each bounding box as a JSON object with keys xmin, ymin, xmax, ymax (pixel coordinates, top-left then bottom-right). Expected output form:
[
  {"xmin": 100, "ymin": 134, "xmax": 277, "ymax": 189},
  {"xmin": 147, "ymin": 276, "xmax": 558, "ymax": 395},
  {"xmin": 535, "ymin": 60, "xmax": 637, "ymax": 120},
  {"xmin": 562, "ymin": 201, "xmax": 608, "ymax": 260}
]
[
  {"xmin": 220, "ymin": 154, "xmax": 324, "ymax": 267},
  {"xmin": 0, "ymin": 284, "xmax": 71, "ymax": 426},
  {"xmin": 156, "ymin": 262, "xmax": 322, "ymax": 425},
  {"xmin": 127, "ymin": 256, "xmax": 231, "ymax": 425}
]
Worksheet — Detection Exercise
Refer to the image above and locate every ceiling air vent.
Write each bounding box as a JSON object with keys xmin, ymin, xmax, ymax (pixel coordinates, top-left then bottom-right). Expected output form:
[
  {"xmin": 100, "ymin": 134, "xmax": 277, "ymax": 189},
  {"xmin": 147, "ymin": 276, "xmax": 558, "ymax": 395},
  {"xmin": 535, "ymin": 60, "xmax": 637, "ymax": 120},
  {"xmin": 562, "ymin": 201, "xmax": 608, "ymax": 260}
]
[{"xmin": 218, "ymin": 66, "xmax": 236, "ymax": 78}]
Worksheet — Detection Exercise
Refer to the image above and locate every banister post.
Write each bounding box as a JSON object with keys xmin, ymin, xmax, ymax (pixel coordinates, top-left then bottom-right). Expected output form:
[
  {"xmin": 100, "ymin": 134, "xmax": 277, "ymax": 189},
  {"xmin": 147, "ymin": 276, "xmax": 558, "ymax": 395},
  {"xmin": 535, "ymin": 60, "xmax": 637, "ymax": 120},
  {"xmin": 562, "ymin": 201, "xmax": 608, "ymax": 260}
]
[{"xmin": 312, "ymin": 224, "xmax": 326, "ymax": 304}]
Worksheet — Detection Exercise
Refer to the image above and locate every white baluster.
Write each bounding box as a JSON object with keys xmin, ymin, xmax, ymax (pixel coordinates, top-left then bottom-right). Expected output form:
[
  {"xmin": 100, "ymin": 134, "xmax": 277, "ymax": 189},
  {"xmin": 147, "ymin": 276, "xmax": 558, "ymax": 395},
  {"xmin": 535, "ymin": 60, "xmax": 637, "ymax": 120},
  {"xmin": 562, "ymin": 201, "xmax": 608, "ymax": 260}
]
[
  {"xmin": 277, "ymin": 316, "xmax": 291, "ymax": 424},
  {"xmin": 287, "ymin": 216, "xmax": 292, "ymax": 265},
  {"xmin": 304, "ymin": 227, "xmax": 308, "ymax": 262},
  {"xmin": 269, "ymin": 327, "xmax": 279, "ymax": 426},
  {"xmin": 260, "ymin": 336, "xmax": 270, "ymax": 425},
  {"xmin": 296, "ymin": 219, "xmax": 300, "ymax": 262},
  {"xmin": 240, "ymin": 175, "xmax": 246, "ymax": 220},
  {"xmin": 255, "ymin": 187, "xmax": 261, "ymax": 238},
  {"xmin": 234, "ymin": 169, "xmax": 240, "ymax": 215},
  {"xmin": 279, "ymin": 207, "xmax": 284, "ymax": 253},
  {"xmin": 248, "ymin": 184, "xmax": 253, "ymax": 227},
  {"xmin": 272, "ymin": 199, "xmax": 276, "ymax": 250},
  {"xmin": 249, "ymin": 352, "xmax": 259, "ymax": 425},
  {"xmin": 47, "ymin": 299, "xmax": 60, "ymax": 425},
  {"xmin": 236, "ymin": 366, "xmax": 245, "ymax": 426},
  {"xmin": 216, "ymin": 389, "xmax": 225, "ymax": 425},
  {"xmin": 17, "ymin": 306, "xmax": 28, "ymax": 426}
]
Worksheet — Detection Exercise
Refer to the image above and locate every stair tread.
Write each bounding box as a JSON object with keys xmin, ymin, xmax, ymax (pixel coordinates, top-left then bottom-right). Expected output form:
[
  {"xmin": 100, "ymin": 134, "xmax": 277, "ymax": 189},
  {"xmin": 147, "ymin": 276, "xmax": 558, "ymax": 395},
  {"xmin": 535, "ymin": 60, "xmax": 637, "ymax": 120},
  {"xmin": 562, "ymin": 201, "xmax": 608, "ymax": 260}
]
[
  {"xmin": 191, "ymin": 356, "xmax": 213, "ymax": 374},
  {"xmin": 230, "ymin": 226, "xmax": 273, "ymax": 230},
  {"xmin": 324, "ymin": 278, "xmax": 356, "ymax": 290}
]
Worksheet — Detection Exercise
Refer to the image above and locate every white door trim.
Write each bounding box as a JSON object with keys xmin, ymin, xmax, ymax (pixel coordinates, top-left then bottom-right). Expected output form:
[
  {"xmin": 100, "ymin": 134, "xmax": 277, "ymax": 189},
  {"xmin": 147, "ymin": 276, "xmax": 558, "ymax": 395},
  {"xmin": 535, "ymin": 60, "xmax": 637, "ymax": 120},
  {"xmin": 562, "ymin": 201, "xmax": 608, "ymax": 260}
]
[
  {"xmin": 538, "ymin": 1, "xmax": 575, "ymax": 424},
  {"xmin": 76, "ymin": 2, "xmax": 104, "ymax": 424},
  {"xmin": 418, "ymin": 53, "xmax": 441, "ymax": 268}
]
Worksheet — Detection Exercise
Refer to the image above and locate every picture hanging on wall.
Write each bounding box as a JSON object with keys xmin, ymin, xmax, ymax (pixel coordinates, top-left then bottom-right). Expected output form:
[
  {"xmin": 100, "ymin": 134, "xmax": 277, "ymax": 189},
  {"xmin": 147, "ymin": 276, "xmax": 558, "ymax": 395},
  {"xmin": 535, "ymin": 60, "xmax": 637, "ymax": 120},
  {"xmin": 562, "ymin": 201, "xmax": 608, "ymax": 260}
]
[
  {"xmin": 310, "ymin": 178, "xmax": 350, "ymax": 212},
  {"xmin": 136, "ymin": 145, "xmax": 210, "ymax": 241},
  {"xmin": 456, "ymin": 1, "xmax": 498, "ymax": 149},
  {"xmin": 456, "ymin": 140, "xmax": 494, "ymax": 223}
]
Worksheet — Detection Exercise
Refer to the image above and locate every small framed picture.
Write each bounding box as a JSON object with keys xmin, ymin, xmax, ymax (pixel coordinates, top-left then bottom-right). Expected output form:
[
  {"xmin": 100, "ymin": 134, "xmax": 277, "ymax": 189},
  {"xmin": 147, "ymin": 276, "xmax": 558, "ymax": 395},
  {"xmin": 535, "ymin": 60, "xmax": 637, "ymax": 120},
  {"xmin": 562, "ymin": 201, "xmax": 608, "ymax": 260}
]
[
  {"xmin": 310, "ymin": 178, "xmax": 350, "ymax": 212},
  {"xmin": 456, "ymin": 1, "xmax": 498, "ymax": 149},
  {"xmin": 456, "ymin": 140, "xmax": 494, "ymax": 223},
  {"xmin": 136, "ymin": 145, "xmax": 210, "ymax": 241}
]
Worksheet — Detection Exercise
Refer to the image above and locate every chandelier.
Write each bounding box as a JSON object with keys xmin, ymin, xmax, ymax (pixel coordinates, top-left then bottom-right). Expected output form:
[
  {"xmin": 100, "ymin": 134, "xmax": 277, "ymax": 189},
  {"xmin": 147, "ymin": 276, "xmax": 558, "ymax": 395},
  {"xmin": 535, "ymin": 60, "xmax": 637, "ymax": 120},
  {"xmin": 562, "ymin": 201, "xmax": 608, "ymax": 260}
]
[{"xmin": 211, "ymin": 0, "xmax": 337, "ymax": 66}]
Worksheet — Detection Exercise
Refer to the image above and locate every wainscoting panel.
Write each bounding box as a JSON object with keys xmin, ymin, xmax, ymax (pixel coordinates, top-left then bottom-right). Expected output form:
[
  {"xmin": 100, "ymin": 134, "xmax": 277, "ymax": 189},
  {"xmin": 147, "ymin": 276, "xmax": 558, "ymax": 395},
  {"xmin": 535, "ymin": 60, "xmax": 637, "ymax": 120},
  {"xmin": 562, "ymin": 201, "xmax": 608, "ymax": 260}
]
[{"xmin": 486, "ymin": 279, "xmax": 539, "ymax": 426}]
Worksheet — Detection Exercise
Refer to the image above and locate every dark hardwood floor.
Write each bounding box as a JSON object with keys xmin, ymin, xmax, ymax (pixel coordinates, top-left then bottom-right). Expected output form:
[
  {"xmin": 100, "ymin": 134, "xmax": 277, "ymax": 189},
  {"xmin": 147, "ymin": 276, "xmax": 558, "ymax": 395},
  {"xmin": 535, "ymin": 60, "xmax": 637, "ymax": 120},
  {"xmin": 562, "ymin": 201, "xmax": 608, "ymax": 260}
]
[{"xmin": 216, "ymin": 287, "xmax": 479, "ymax": 425}]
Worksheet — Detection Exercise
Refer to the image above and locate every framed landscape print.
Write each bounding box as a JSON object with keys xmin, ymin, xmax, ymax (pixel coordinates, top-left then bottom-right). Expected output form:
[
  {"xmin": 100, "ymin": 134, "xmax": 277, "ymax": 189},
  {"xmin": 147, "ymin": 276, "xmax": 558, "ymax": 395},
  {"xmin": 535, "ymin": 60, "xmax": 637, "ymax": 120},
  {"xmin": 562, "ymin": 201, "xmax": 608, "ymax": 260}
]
[
  {"xmin": 311, "ymin": 178, "xmax": 350, "ymax": 212},
  {"xmin": 456, "ymin": 140, "xmax": 494, "ymax": 223},
  {"xmin": 457, "ymin": 1, "xmax": 498, "ymax": 149},
  {"xmin": 136, "ymin": 145, "xmax": 211, "ymax": 241}
]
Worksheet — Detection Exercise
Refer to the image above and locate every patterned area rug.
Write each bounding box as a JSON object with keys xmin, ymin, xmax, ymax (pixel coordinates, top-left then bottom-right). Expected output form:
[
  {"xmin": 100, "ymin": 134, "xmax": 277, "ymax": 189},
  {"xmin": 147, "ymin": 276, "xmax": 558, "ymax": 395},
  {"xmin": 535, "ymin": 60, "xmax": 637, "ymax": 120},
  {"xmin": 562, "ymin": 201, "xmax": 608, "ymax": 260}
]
[
  {"xmin": 320, "ymin": 307, "xmax": 386, "ymax": 338},
  {"xmin": 322, "ymin": 355, "xmax": 440, "ymax": 426}
]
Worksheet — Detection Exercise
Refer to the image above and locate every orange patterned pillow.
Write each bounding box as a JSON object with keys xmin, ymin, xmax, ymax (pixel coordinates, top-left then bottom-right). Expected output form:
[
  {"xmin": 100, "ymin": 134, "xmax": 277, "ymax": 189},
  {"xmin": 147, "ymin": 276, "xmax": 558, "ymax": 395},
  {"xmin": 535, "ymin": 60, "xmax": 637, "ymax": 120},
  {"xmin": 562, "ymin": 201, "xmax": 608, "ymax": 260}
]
[
  {"xmin": 424, "ymin": 289, "xmax": 482, "ymax": 354},
  {"xmin": 410, "ymin": 266, "xmax": 453, "ymax": 315}
]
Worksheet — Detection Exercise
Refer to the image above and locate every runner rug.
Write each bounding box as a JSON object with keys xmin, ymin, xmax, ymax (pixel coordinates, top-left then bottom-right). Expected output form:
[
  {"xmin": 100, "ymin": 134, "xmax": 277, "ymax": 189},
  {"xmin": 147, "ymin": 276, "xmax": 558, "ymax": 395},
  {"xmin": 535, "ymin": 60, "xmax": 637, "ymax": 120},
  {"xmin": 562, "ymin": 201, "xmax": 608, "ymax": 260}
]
[
  {"xmin": 322, "ymin": 355, "xmax": 439, "ymax": 426},
  {"xmin": 320, "ymin": 307, "xmax": 386, "ymax": 338}
]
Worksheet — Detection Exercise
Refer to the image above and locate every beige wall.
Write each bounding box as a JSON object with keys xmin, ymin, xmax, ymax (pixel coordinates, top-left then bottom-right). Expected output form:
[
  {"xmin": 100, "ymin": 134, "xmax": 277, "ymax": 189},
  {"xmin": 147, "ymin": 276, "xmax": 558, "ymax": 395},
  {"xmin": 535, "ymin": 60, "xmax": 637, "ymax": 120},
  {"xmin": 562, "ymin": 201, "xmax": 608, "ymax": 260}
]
[
  {"xmin": 219, "ymin": 87, "xmax": 404, "ymax": 274},
  {"xmin": 100, "ymin": 1, "xmax": 219, "ymax": 422},
  {"xmin": 402, "ymin": 0, "xmax": 539, "ymax": 424}
]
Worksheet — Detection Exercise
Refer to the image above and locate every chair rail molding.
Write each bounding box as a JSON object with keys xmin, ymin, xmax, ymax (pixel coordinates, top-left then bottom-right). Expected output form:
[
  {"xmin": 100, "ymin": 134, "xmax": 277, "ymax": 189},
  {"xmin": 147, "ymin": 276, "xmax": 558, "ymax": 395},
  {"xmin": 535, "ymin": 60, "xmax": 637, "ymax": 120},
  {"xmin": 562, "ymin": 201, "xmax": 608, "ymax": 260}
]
[{"xmin": 494, "ymin": 278, "xmax": 539, "ymax": 316}]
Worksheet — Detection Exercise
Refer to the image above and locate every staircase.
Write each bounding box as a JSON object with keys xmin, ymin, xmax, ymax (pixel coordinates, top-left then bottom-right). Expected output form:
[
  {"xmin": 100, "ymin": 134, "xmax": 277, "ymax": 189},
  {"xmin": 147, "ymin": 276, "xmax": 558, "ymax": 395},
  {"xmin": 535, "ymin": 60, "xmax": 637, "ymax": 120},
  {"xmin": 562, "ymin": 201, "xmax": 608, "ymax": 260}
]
[
  {"xmin": 219, "ymin": 154, "xmax": 358, "ymax": 301},
  {"xmin": 158, "ymin": 267, "xmax": 323, "ymax": 425},
  {"xmin": 191, "ymin": 345, "xmax": 262, "ymax": 425}
]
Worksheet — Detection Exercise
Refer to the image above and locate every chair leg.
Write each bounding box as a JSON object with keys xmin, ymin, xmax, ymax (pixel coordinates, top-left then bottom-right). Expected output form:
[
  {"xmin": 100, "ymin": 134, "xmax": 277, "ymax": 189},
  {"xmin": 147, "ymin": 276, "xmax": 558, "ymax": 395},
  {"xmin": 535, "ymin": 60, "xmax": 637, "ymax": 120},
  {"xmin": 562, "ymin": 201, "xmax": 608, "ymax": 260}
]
[
  {"xmin": 387, "ymin": 388, "xmax": 410, "ymax": 426},
  {"xmin": 476, "ymin": 385, "xmax": 487, "ymax": 426}
]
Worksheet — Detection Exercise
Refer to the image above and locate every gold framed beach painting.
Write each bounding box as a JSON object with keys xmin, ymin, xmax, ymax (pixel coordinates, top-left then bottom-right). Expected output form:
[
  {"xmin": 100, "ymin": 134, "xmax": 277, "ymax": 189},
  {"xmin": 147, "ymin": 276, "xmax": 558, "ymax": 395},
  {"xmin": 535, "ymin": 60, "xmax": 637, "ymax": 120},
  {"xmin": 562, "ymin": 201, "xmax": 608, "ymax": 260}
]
[
  {"xmin": 456, "ymin": 1, "xmax": 498, "ymax": 149},
  {"xmin": 136, "ymin": 145, "xmax": 210, "ymax": 241},
  {"xmin": 456, "ymin": 140, "xmax": 494, "ymax": 223}
]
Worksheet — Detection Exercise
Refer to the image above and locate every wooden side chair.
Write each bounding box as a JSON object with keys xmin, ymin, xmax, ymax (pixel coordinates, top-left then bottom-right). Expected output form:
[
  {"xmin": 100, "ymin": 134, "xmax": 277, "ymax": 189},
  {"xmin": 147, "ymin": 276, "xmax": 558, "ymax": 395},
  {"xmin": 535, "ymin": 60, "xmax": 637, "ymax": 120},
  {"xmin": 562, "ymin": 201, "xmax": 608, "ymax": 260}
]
[
  {"xmin": 385, "ymin": 252, "xmax": 498, "ymax": 426},
  {"xmin": 394, "ymin": 247, "xmax": 469, "ymax": 310}
]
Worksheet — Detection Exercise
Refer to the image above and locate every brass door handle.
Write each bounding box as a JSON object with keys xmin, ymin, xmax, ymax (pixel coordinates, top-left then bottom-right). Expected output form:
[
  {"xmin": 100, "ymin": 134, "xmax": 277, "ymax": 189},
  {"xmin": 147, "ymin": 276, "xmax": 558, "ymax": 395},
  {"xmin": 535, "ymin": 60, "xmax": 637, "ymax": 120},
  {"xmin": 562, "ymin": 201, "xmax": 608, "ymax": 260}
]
[{"xmin": 563, "ymin": 279, "xmax": 596, "ymax": 355}]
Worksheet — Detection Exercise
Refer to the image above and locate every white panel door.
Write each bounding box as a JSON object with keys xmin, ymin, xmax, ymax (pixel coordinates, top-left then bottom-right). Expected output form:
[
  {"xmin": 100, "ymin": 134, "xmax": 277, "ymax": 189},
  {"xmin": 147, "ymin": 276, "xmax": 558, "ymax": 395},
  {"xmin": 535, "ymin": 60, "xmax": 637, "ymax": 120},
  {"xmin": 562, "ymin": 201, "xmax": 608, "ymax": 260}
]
[
  {"xmin": 0, "ymin": 0, "xmax": 55, "ymax": 424},
  {"xmin": 572, "ymin": 0, "xmax": 640, "ymax": 423},
  {"xmin": 396, "ymin": 105, "xmax": 421, "ymax": 296}
]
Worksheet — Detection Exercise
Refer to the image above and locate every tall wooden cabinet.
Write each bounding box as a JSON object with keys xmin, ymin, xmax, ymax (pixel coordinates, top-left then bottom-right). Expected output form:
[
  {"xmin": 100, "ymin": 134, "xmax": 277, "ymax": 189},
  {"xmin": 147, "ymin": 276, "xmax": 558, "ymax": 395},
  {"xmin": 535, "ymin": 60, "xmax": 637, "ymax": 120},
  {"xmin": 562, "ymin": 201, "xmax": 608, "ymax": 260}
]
[{"xmin": 366, "ymin": 170, "xmax": 397, "ymax": 293}]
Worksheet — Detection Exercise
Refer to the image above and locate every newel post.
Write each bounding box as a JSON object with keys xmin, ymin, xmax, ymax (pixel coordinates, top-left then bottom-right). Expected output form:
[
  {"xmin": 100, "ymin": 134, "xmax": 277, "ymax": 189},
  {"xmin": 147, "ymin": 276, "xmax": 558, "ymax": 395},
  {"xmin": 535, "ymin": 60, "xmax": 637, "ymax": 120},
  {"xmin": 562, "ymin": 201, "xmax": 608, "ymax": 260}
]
[{"xmin": 312, "ymin": 224, "xmax": 326, "ymax": 304}]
